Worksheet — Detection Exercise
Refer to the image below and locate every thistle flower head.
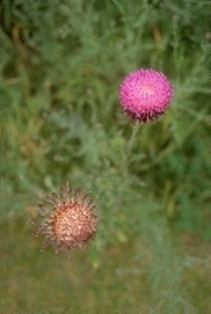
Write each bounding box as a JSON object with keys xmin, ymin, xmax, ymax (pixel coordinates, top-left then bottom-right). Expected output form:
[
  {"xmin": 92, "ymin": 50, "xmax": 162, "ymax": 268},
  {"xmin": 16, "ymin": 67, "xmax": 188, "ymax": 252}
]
[
  {"xmin": 119, "ymin": 68, "xmax": 174, "ymax": 123},
  {"xmin": 32, "ymin": 183, "xmax": 97, "ymax": 254}
]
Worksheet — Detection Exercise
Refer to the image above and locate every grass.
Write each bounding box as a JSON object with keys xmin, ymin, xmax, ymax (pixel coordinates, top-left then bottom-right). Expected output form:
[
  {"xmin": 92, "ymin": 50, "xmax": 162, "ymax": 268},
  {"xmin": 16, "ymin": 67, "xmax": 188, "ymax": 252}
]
[
  {"xmin": 1, "ymin": 199, "xmax": 211, "ymax": 313},
  {"xmin": 1, "ymin": 0, "xmax": 211, "ymax": 313}
]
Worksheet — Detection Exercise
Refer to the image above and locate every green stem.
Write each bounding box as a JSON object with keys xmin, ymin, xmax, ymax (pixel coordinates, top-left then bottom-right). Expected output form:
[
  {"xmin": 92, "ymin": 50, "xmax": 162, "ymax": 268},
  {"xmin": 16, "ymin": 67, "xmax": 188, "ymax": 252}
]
[
  {"xmin": 127, "ymin": 121, "xmax": 140, "ymax": 153},
  {"xmin": 122, "ymin": 121, "xmax": 140, "ymax": 170}
]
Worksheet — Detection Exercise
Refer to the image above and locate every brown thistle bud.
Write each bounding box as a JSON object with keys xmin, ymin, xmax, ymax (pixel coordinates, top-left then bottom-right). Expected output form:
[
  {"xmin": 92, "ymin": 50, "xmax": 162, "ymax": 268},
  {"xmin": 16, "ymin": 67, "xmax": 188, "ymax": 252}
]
[{"xmin": 32, "ymin": 183, "xmax": 97, "ymax": 254}]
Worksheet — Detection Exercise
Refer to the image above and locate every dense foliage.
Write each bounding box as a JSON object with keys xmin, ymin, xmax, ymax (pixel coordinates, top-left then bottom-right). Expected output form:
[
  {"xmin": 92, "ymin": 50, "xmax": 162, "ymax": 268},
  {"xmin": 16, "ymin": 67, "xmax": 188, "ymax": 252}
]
[{"xmin": 1, "ymin": 1, "xmax": 211, "ymax": 313}]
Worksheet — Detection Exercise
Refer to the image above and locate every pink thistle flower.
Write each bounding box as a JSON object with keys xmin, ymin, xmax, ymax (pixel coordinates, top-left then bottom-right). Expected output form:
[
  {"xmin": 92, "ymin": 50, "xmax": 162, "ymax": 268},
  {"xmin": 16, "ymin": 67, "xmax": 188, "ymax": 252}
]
[{"xmin": 119, "ymin": 68, "xmax": 174, "ymax": 123}]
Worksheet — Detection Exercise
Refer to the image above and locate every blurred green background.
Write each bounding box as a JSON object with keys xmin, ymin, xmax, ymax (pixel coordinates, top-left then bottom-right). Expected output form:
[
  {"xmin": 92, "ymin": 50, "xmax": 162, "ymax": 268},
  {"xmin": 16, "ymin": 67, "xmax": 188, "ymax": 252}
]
[{"xmin": 1, "ymin": 0, "xmax": 211, "ymax": 313}]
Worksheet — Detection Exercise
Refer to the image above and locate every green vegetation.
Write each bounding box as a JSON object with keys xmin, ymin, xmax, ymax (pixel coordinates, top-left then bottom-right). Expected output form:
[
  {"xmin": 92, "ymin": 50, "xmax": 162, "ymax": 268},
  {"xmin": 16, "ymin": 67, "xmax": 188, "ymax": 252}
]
[{"xmin": 1, "ymin": 0, "xmax": 211, "ymax": 313}]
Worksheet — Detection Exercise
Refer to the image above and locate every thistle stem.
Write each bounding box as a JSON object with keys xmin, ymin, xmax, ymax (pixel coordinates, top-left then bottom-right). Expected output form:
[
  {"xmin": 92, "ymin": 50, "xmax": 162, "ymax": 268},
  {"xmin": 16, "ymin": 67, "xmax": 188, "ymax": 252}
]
[
  {"xmin": 127, "ymin": 121, "xmax": 140, "ymax": 153},
  {"xmin": 121, "ymin": 121, "xmax": 140, "ymax": 170}
]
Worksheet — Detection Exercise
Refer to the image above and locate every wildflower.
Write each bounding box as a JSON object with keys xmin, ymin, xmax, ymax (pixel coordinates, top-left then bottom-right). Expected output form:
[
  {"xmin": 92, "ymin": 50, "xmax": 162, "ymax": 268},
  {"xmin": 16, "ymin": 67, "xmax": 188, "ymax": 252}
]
[
  {"xmin": 32, "ymin": 183, "xmax": 97, "ymax": 254},
  {"xmin": 119, "ymin": 68, "xmax": 174, "ymax": 122}
]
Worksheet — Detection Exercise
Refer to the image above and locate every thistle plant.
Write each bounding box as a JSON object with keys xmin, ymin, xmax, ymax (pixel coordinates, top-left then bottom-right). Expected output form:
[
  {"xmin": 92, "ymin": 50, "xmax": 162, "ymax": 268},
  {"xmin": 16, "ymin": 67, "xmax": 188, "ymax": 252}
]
[
  {"xmin": 1, "ymin": 1, "xmax": 210, "ymax": 312},
  {"xmin": 32, "ymin": 68, "xmax": 174, "ymax": 254},
  {"xmin": 32, "ymin": 182, "xmax": 97, "ymax": 254},
  {"xmin": 119, "ymin": 68, "xmax": 174, "ymax": 123},
  {"xmin": 119, "ymin": 68, "xmax": 174, "ymax": 165}
]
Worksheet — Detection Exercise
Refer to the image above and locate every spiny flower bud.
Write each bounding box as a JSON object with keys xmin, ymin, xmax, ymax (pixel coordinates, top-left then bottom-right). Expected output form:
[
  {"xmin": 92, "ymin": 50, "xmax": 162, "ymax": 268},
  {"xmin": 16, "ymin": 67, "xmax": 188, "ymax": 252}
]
[
  {"xmin": 119, "ymin": 68, "xmax": 174, "ymax": 123},
  {"xmin": 32, "ymin": 183, "xmax": 97, "ymax": 254}
]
